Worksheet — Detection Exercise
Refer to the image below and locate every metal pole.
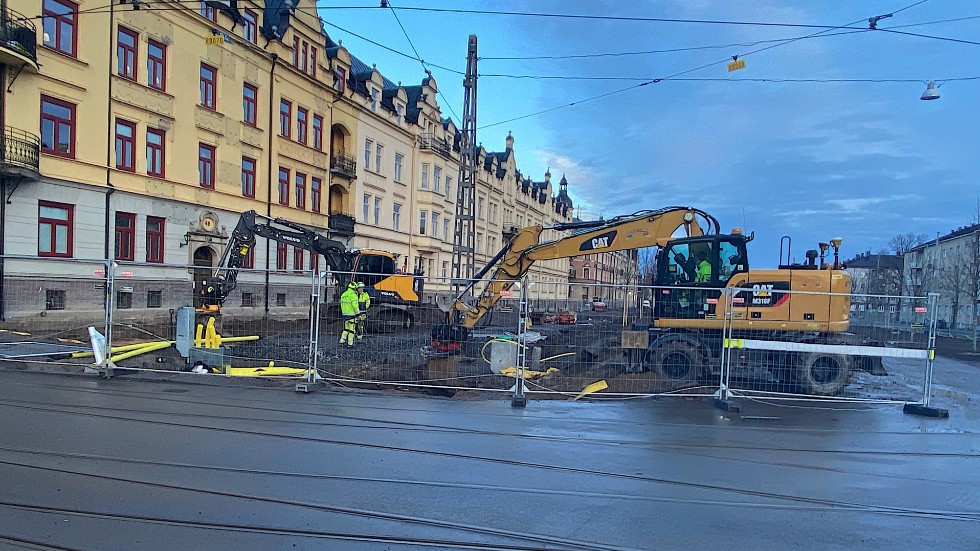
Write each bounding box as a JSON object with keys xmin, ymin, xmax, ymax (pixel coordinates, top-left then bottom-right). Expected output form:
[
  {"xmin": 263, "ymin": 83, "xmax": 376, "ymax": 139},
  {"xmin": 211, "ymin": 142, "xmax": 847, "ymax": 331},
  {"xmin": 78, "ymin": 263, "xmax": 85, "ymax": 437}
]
[
  {"xmin": 102, "ymin": 259, "xmax": 115, "ymax": 378},
  {"xmin": 512, "ymin": 275, "xmax": 529, "ymax": 407},
  {"xmin": 923, "ymin": 292, "xmax": 940, "ymax": 406}
]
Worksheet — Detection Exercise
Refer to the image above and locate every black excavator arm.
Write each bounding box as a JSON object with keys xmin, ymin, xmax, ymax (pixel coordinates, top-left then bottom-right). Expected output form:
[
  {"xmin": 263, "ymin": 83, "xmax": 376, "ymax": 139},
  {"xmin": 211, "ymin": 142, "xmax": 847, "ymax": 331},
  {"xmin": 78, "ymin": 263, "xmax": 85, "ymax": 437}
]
[{"xmin": 200, "ymin": 210, "xmax": 353, "ymax": 307}]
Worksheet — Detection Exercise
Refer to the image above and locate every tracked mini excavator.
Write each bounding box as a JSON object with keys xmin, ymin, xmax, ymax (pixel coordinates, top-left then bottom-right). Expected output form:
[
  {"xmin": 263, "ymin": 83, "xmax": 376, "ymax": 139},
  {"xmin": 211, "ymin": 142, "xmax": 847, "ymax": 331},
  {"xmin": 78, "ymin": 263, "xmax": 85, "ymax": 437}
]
[
  {"xmin": 197, "ymin": 211, "xmax": 423, "ymax": 327},
  {"xmin": 430, "ymin": 206, "xmax": 884, "ymax": 396}
]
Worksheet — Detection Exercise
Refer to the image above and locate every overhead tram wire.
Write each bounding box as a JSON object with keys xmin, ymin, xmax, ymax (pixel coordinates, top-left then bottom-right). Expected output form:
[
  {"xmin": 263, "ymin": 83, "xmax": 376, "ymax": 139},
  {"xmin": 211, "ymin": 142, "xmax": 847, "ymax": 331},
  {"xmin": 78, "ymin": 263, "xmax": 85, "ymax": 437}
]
[
  {"xmin": 876, "ymin": 28, "xmax": 980, "ymax": 46},
  {"xmin": 474, "ymin": 73, "xmax": 980, "ymax": 84},
  {"xmin": 479, "ymin": 0, "xmax": 934, "ymax": 130},
  {"xmin": 385, "ymin": 0, "xmax": 460, "ymax": 124}
]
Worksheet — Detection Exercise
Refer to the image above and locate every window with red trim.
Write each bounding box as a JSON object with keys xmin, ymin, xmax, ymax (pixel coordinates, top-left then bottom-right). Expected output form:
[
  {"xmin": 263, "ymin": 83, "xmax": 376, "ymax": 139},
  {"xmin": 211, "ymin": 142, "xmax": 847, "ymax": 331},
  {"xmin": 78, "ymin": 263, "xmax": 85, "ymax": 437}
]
[
  {"xmin": 200, "ymin": 1, "xmax": 216, "ymax": 22},
  {"xmin": 40, "ymin": 96, "xmax": 75, "ymax": 158},
  {"xmin": 293, "ymin": 248, "xmax": 304, "ymax": 273},
  {"xmin": 241, "ymin": 156, "xmax": 256, "ymax": 198},
  {"xmin": 117, "ymin": 26, "xmax": 138, "ymax": 80},
  {"xmin": 38, "ymin": 201, "xmax": 73, "ymax": 258},
  {"xmin": 300, "ymin": 42, "xmax": 308, "ymax": 73},
  {"xmin": 292, "ymin": 36, "xmax": 300, "ymax": 66},
  {"xmin": 146, "ymin": 128, "xmax": 165, "ymax": 177},
  {"xmin": 279, "ymin": 99, "xmax": 291, "ymax": 137},
  {"xmin": 310, "ymin": 177, "xmax": 322, "ymax": 213},
  {"xmin": 199, "ymin": 143, "xmax": 215, "ymax": 189},
  {"xmin": 295, "ymin": 172, "xmax": 306, "ymax": 210},
  {"xmin": 296, "ymin": 107, "xmax": 308, "ymax": 145},
  {"xmin": 242, "ymin": 9, "xmax": 257, "ymax": 43},
  {"xmin": 276, "ymin": 242, "xmax": 287, "ymax": 271},
  {"xmin": 200, "ymin": 63, "xmax": 217, "ymax": 109},
  {"xmin": 311, "ymin": 253, "xmax": 320, "ymax": 273},
  {"xmin": 42, "ymin": 0, "xmax": 77, "ymax": 57},
  {"xmin": 114, "ymin": 119, "xmax": 136, "ymax": 172},
  {"xmin": 278, "ymin": 167, "xmax": 289, "ymax": 206},
  {"xmin": 147, "ymin": 39, "xmax": 166, "ymax": 90},
  {"xmin": 242, "ymin": 245, "xmax": 255, "ymax": 269},
  {"xmin": 312, "ymin": 114, "xmax": 323, "ymax": 150},
  {"xmin": 114, "ymin": 211, "xmax": 136, "ymax": 261},
  {"xmin": 146, "ymin": 216, "xmax": 165, "ymax": 263},
  {"xmin": 310, "ymin": 47, "xmax": 317, "ymax": 78},
  {"xmin": 242, "ymin": 83, "xmax": 257, "ymax": 125}
]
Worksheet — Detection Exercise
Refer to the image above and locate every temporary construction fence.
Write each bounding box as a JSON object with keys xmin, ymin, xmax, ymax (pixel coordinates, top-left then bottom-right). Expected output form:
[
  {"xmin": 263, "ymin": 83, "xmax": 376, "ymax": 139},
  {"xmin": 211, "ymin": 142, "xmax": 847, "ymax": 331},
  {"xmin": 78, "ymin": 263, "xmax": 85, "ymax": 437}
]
[{"xmin": 0, "ymin": 256, "xmax": 945, "ymax": 414}]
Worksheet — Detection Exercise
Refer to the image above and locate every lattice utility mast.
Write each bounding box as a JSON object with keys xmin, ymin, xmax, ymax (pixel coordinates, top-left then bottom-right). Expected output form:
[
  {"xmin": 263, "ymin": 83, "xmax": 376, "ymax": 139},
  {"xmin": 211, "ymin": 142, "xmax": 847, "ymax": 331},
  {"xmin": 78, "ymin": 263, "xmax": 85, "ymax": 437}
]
[{"xmin": 451, "ymin": 35, "xmax": 478, "ymax": 292}]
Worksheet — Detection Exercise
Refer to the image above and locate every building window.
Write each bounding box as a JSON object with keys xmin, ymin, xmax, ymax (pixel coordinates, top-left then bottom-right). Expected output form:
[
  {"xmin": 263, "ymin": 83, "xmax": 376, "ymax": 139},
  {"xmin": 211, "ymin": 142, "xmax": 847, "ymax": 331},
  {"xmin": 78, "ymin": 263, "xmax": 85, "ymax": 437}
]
[
  {"xmin": 40, "ymin": 96, "xmax": 75, "ymax": 157},
  {"xmin": 421, "ymin": 163, "xmax": 429, "ymax": 189},
  {"xmin": 198, "ymin": 143, "xmax": 215, "ymax": 189},
  {"xmin": 311, "ymin": 178, "xmax": 322, "ymax": 213},
  {"xmin": 46, "ymin": 289, "xmax": 67, "ymax": 310},
  {"xmin": 393, "ymin": 203, "xmax": 401, "ymax": 231},
  {"xmin": 362, "ymin": 193, "xmax": 370, "ymax": 223},
  {"xmin": 276, "ymin": 293, "xmax": 287, "ymax": 307},
  {"xmin": 476, "ymin": 231, "xmax": 483, "ymax": 253},
  {"xmin": 419, "ymin": 210, "xmax": 427, "ymax": 236},
  {"xmin": 443, "ymin": 219, "xmax": 449, "ymax": 241},
  {"xmin": 312, "ymin": 115, "xmax": 323, "ymax": 150},
  {"xmin": 276, "ymin": 243, "xmax": 287, "ymax": 271},
  {"xmin": 373, "ymin": 197, "xmax": 381, "ymax": 226},
  {"xmin": 433, "ymin": 166, "xmax": 442, "ymax": 193},
  {"xmin": 114, "ymin": 119, "xmax": 136, "ymax": 172},
  {"xmin": 309, "ymin": 47, "xmax": 317, "ymax": 78},
  {"xmin": 296, "ymin": 107, "xmax": 308, "ymax": 145},
  {"xmin": 364, "ymin": 139, "xmax": 372, "ymax": 170},
  {"xmin": 242, "ymin": 9, "xmax": 257, "ymax": 43},
  {"xmin": 114, "ymin": 212, "xmax": 136, "ymax": 261},
  {"xmin": 38, "ymin": 201, "xmax": 73, "ymax": 258},
  {"xmin": 432, "ymin": 212, "xmax": 440, "ymax": 240},
  {"xmin": 42, "ymin": 0, "xmax": 77, "ymax": 57},
  {"xmin": 300, "ymin": 41, "xmax": 308, "ymax": 73},
  {"xmin": 332, "ymin": 68, "xmax": 346, "ymax": 94},
  {"xmin": 293, "ymin": 248, "xmax": 304, "ymax": 273},
  {"xmin": 394, "ymin": 153, "xmax": 404, "ymax": 182},
  {"xmin": 311, "ymin": 253, "xmax": 320, "ymax": 273},
  {"xmin": 278, "ymin": 167, "xmax": 289, "ymax": 206},
  {"xmin": 375, "ymin": 143, "xmax": 383, "ymax": 173},
  {"xmin": 147, "ymin": 39, "xmax": 167, "ymax": 90},
  {"xmin": 116, "ymin": 291, "xmax": 133, "ymax": 309},
  {"xmin": 445, "ymin": 176, "xmax": 452, "ymax": 200},
  {"xmin": 243, "ymin": 83, "xmax": 257, "ymax": 125},
  {"xmin": 478, "ymin": 197, "xmax": 484, "ymax": 219},
  {"xmin": 279, "ymin": 99, "xmax": 291, "ymax": 137},
  {"xmin": 146, "ymin": 216, "xmax": 165, "ymax": 263},
  {"xmin": 241, "ymin": 157, "xmax": 256, "ymax": 198},
  {"xmin": 200, "ymin": 0, "xmax": 216, "ymax": 21},
  {"xmin": 292, "ymin": 36, "xmax": 300, "ymax": 67},
  {"xmin": 241, "ymin": 292, "xmax": 254, "ymax": 307},
  {"xmin": 200, "ymin": 64, "xmax": 217, "ymax": 109},
  {"xmin": 242, "ymin": 246, "xmax": 255, "ymax": 269},
  {"xmin": 117, "ymin": 26, "xmax": 138, "ymax": 80},
  {"xmin": 295, "ymin": 172, "xmax": 306, "ymax": 210},
  {"xmin": 147, "ymin": 290, "xmax": 163, "ymax": 308},
  {"xmin": 146, "ymin": 128, "xmax": 165, "ymax": 178}
]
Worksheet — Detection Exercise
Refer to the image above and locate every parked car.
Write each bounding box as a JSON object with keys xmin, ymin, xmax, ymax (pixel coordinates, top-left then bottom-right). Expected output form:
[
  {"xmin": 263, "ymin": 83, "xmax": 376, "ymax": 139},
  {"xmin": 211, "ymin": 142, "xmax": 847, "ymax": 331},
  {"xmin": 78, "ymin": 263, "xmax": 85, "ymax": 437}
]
[
  {"xmin": 557, "ymin": 310, "xmax": 577, "ymax": 325},
  {"xmin": 642, "ymin": 300, "xmax": 651, "ymax": 309},
  {"xmin": 591, "ymin": 300, "xmax": 607, "ymax": 311}
]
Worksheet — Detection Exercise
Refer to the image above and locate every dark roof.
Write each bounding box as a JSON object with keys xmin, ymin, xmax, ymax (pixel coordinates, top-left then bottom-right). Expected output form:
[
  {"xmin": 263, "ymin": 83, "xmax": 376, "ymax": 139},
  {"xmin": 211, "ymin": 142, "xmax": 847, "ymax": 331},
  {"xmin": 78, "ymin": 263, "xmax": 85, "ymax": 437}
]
[
  {"xmin": 843, "ymin": 253, "xmax": 903, "ymax": 270},
  {"xmin": 909, "ymin": 222, "xmax": 980, "ymax": 252},
  {"xmin": 402, "ymin": 85, "xmax": 424, "ymax": 124}
]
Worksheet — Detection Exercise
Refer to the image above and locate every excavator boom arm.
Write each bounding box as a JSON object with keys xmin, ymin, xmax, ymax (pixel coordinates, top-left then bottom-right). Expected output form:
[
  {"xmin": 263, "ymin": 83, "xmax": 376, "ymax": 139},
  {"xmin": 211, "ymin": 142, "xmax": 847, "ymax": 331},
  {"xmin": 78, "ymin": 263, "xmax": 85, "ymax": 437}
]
[{"xmin": 452, "ymin": 207, "xmax": 718, "ymax": 329}]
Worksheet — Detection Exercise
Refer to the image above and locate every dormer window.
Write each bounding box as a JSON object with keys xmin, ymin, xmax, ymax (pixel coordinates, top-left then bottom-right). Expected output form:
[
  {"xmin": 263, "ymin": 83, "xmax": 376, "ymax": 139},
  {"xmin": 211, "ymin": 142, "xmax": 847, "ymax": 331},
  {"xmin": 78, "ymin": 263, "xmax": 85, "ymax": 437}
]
[
  {"xmin": 370, "ymin": 89, "xmax": 378, "ymax": 111},
  {"xmin": 332, "ymin": 68, "xmax": 346, "ymax": 93}
]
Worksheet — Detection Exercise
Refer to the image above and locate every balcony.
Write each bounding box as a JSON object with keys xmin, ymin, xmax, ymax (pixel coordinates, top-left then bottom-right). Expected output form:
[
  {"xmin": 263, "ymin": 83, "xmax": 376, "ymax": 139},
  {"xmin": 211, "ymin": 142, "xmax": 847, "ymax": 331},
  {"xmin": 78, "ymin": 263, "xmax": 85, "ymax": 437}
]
[
  {"xmin": 0, "ymin": 128, "xmax": 40, "ymax": 177},
  {"xmin": 0, "ymin": 9, "xmax": 38, "ymax": 73},
  {"xmin": 328, "ymin": 211, "xmax": 355, "ymax": 236},
  {"xmin": 330, "ymin": 151, "xmax": 356, "ymax": 179},
  {"xmin": 419, "ymin": 133, "xmax": 454, "ymax": 161}
]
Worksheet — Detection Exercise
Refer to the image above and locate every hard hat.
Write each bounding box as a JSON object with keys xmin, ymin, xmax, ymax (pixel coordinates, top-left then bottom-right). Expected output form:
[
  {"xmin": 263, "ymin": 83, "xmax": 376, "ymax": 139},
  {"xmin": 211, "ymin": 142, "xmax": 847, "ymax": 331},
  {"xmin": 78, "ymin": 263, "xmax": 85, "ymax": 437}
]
[
  {"xmin": 348, "ymin": 281, "xmax": 357, "ymax": 289},
  {"xmin": 356, "ymin": 282, "xmax": 365, "ymax": 288}
]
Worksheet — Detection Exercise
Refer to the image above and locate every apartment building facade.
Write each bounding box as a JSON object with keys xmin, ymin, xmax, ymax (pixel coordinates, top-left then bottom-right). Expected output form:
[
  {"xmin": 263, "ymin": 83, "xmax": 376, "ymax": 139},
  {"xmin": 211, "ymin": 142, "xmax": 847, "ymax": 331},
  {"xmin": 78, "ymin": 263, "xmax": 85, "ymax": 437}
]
[
  {"xmin": 903, "ymin": 223, "xmax": 980, "ymax": 328},
  {"xmin": 0, "ymin": 0, "xmax": 576, "ymax": 317}
]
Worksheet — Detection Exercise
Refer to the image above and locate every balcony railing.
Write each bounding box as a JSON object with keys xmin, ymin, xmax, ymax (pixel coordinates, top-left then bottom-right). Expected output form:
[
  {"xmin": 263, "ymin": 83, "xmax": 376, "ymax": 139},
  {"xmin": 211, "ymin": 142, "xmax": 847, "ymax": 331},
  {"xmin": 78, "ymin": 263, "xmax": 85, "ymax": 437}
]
[
  {"xmin": 1, "ymin": 127, "xmax": 40, "ymax": 174},
  {"xmin": 419, "ymin": 133, "xmax": 454, "ymax": 160},
  {"xmin": 328, "ymin": 211, "xmax": 355, "ymax": 235},
  {"xmin": 330, "ymin": 151, "xmax": 356, "ymax": 179},
  {"xmin": 0, "ymin": 9, "xmax": 38, "ymax": 69}
]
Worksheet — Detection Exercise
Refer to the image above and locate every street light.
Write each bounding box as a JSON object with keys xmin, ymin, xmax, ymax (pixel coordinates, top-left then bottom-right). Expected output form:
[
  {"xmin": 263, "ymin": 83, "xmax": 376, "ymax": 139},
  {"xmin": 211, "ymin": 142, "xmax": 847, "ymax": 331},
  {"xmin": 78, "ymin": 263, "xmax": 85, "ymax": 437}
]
[{"xmin": 920, "ymin": 81, "xmax": 940, "ymax": 101}]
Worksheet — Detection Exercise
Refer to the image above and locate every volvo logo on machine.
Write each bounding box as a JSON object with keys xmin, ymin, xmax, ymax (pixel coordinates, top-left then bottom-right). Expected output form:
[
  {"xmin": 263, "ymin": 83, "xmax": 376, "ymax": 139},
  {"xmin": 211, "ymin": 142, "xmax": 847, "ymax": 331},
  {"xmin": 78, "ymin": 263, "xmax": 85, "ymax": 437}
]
[{"xmin": 579, "ymin": 230, "xmax": 618, "ymax": 252}]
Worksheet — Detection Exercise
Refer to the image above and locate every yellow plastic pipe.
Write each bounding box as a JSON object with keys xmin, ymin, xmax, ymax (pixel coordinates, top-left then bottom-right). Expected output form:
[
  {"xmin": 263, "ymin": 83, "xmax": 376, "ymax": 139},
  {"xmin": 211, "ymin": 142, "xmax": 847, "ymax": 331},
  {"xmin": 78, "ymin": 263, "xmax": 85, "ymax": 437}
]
[
  {"xmin": 109, "ymin": 341, "xmax": 173, "ymax": 363},
  {"xmin": 194, "ymin": 324, "xmax": 204, "ymax": 347},
  {"xmin": 71, "ymin": 340, "xmax": 176, "ymax": 359},
  {"xmin": 218, "ymin": 335, "xmax": 260, "ymax": 343}
]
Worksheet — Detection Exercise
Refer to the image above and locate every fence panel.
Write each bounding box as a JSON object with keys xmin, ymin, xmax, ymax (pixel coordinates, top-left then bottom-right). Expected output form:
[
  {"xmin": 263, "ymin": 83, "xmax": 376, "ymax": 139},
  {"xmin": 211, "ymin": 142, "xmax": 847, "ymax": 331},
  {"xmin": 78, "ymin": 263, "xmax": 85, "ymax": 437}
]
[{"xmin": 720, "ymin": 287, "xmax": 934, "ymax": 404}]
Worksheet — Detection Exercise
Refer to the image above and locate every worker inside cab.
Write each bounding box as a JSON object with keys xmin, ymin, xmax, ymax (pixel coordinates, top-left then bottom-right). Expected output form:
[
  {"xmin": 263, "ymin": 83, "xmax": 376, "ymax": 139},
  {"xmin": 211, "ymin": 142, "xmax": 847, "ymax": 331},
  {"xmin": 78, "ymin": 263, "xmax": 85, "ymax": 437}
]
[{"xmin": 694, "ymin": 249, "xmax": 712, "ymax": 283}]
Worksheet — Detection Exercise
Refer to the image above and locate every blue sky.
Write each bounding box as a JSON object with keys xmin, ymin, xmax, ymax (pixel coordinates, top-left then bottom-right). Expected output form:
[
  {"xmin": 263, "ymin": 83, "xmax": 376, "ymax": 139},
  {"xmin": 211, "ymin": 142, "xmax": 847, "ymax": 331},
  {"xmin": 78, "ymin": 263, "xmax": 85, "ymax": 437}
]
[{"xmin": 318, "ymin": 0, "xmax": 980, "ymax": 265}]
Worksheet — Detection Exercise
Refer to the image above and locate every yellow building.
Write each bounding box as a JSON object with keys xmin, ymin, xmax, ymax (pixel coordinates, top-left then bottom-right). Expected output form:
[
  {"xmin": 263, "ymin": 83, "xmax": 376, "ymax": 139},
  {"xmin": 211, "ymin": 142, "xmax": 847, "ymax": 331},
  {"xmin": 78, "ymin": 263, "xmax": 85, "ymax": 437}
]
[{"xmin": 0, "ymin": 0, "xmax": 574, "ymax": 317}]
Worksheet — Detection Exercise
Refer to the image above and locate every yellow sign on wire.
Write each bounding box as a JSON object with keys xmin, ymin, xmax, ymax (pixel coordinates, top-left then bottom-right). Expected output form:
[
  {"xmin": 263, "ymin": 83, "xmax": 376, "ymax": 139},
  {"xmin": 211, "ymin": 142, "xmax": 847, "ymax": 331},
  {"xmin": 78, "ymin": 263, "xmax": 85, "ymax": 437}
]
[{"xmin": 727, "ymin": 59, "xmax": 746, "ymax": 72}]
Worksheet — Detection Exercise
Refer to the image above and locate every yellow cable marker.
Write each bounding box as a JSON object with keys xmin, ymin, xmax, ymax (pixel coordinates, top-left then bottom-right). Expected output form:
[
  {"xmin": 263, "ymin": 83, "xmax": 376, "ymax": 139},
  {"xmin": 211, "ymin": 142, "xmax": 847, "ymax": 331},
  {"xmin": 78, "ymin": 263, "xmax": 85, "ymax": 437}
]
[
  {"xmin": 573, "ymin": 380, "xmax": 608, "ymax": 401},
  {"xmin": 110, "ymin": 341, "xmax": 172, "ymax": 363},
  {"xmin": 194, "ymin": 324, "xmax": 204, "ymax": 348}
]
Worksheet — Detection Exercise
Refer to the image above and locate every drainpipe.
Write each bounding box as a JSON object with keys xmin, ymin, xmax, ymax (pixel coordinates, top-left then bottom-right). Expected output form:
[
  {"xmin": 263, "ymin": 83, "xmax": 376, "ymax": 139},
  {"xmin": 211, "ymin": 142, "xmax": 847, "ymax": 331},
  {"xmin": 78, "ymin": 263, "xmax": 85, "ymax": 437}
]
[
  {"xmin": 104, "ymin": 3, "xmax": 116, "ymax": 262},
  {"xmin": 0, "ymin": 0, "xmax": 8, "ymax": 319},
  {"xmin": 263, "ymin": 54, "xmax": 277, "ymax": 314}
]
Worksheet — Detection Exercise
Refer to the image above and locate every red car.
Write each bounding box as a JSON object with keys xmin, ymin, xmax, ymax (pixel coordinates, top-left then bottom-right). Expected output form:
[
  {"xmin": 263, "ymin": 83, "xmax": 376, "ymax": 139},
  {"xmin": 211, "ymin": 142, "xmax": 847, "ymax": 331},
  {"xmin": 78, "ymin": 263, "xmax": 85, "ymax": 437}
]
[{"xmin": 590, "ymin": 300, "xmax": 607, "ymax": 311}]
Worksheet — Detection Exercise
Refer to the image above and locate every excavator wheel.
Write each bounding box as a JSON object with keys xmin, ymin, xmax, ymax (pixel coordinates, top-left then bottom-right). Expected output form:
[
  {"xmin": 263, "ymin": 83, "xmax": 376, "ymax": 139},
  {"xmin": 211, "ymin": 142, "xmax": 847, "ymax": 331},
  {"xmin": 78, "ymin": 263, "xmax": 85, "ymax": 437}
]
[
  {"xmin": 793, "ymin": 353, "xmax": 851, "ymax": 396},
  {"xmin": 649, "ymin": 342, "xmax": 701, "ymax": 382}
]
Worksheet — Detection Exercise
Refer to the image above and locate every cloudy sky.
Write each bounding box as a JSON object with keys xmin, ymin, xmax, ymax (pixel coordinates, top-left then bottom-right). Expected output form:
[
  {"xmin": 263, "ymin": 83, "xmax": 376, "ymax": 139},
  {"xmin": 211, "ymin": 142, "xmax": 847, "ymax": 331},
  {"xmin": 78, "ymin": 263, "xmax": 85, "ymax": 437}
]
[{"xmin": 320, "ymin": 0, "xmax": 979, "ymax": 265}]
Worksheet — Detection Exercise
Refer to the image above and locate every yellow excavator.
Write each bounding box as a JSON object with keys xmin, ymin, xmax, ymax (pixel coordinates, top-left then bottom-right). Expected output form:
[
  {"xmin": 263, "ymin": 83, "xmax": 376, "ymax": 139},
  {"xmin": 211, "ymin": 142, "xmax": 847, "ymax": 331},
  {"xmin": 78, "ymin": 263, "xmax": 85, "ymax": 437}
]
[{"xmin": 431, "ymin": 206, "xmax": 883, "ymax": 395}]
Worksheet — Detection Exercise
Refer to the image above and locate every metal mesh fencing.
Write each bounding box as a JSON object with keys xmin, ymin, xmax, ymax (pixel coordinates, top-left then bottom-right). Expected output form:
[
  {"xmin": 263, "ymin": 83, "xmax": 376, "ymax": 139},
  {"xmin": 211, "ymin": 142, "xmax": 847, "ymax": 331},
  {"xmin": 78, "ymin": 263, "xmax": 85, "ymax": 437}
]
[{"xmin": 718, "ymin": 287, "xmax": 936, "ymax": 404}]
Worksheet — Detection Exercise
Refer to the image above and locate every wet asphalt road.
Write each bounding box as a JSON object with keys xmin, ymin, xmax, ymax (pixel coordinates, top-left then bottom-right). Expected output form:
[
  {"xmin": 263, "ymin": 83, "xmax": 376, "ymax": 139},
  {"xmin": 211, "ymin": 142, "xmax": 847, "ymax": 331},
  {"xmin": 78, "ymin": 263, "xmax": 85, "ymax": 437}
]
[{"xmin": 0, "ymin": 369, "xmax": 978, "ymax": 551}]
